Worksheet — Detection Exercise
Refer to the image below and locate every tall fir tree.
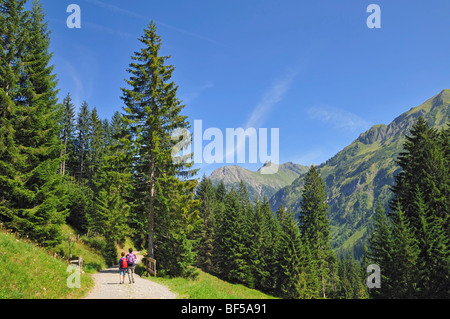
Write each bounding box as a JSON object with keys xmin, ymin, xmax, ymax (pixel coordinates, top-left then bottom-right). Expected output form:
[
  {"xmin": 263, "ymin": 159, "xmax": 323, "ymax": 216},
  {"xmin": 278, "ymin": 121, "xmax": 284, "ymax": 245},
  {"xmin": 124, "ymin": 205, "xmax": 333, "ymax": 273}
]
[
  {"xmin": 0, "ymin": 0, "xmax": 28, "ymax": 225},
  {"xmin": 389, "ymin": 202, "xmax": 420, "ymax": 298},
  {"xmin": 366, "ymin": 201, "xmax": 394, "ymax": 298},
  {"xmin": 88, "ymin": 107, "xmax": 104, "ymax": 192},
  {"xmin": 194, "ymin": 176, "xmax": 217, "ymax": 273},
  {"xmin": 218, "ymin": 188, "xmax": 250, "ymax": 284},
  {"xmin": 299, "ymin": 166, "xmax": 338, "ymax": 298},
  {"xmin": 249, "ymin": 197, "xmax": 279, "ymax": 293},
  {"xmin": 88, "ymin": 125, "xmax": 133, "ymax": 265},
  {"xmin": 391, "ymin": 117, "xmax": 449, "ymax": 230},
  {"xmin": 121, "ymin": 21, "xmax": 199, "ymax": 276},
  {"xmin": 58, "ymin": 93, "xmax": 75, "ymax": 176},
  {"xmin": 414, "ymin": 188, "xmax": 449, "ymax": 298},
  {"xmin": 275, "ymin": 205, "xmax": 305, "ymax": 299},
  {"xmin": 1, "ymin": 0, "xmax": 67, "ymax": 246},
  {"xmin": 74, "ymin": 101, "xmax": 91, "ymax": 184},
  {"xmin": 383, "ymin": 117, "xmax": 450, "ymax": 298},
  {"xmin": 212, "ymin": 180, "xmax": 226, "ymax": 276}
]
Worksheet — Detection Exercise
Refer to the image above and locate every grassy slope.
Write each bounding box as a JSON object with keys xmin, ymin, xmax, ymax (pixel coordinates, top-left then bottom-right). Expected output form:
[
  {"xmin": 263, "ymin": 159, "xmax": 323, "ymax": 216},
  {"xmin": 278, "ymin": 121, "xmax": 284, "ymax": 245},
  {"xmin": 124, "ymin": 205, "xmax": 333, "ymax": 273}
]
[
  {"xmin": 137, "ymin": 265, "xmax": 278, "ymax": 299},
  {"xmin": 56, "ymin": 224, "xmax": 108, "ymax": 272},
  {"xmin": 0, "ymin": 229, "xmax": 94, "ymax": 299}
]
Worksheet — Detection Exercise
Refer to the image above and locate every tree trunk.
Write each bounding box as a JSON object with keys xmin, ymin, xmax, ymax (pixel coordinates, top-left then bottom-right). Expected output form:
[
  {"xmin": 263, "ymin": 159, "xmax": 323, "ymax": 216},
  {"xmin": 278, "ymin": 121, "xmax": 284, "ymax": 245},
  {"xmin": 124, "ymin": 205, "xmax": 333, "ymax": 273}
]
[
  {"xmin": 59, "ymin": 139, "xmax": 67, "ymax": 175},
  {"xmin": 148, "ymin": 159, "xmax": 155, "ymax": 259}
]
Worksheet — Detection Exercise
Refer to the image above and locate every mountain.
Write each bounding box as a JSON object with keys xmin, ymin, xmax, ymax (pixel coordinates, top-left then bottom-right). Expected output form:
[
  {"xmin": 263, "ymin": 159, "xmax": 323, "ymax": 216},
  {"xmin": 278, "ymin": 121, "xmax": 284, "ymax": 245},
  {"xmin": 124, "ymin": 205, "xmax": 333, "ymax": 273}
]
[
  {"xmin": 270, "ymin": 89, "xmax": 450, "ymax": 258},
  {"xmin": 208, "ymin": 162, "xmax": 310, "ymax": 201}
]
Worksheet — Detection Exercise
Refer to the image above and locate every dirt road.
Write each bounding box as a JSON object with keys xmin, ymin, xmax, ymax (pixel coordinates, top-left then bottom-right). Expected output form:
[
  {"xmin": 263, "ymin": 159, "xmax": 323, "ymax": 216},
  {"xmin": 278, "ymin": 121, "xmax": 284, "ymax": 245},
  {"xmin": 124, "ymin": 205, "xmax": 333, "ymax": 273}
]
[{"xmin": 84, "ymin": 253, "xmax": 177, "ymax": 299}]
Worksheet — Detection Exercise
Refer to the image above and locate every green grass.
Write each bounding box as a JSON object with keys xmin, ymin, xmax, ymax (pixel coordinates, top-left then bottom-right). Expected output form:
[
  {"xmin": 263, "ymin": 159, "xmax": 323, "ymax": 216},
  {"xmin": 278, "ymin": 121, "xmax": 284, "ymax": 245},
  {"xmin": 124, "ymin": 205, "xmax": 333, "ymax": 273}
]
[
  {"xmin": 137, "ymin": 266, "xmax": 278, "ymax": 299},
  {"xmin": 55, "ymin": 225, "xmax": 108, "ymax": 273},
  {"xmin": 0, "ymin": 229, "xmax": 95, "ymax": 299},
  {"xmin": 341, "ymin": 227, "xmax": 367, "ymax": 251}
]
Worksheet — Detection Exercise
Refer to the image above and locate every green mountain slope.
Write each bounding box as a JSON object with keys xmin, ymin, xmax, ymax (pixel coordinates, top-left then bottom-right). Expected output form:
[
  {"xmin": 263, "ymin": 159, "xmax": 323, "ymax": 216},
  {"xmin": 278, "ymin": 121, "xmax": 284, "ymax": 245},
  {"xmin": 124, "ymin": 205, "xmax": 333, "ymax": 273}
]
[
  {"xmin": 208, "ymin": 162, "xmax": 310, "ymax": 201},
  {"xmin": 270, "ymin": 89, "xmax": 450, "ymax": 257}
]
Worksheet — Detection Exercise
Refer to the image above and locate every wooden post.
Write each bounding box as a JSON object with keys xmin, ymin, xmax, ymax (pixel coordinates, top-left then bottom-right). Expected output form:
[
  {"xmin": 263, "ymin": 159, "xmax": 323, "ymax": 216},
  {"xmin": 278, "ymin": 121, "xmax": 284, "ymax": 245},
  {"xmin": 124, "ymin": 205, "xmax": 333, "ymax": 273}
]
[
  {"xmin": 69, "ymin": 255, "xmax": 83, "ymax": 273},
  {"xmin": 144, "ymin": 257, "xmax": 157, "ymax": 277}
]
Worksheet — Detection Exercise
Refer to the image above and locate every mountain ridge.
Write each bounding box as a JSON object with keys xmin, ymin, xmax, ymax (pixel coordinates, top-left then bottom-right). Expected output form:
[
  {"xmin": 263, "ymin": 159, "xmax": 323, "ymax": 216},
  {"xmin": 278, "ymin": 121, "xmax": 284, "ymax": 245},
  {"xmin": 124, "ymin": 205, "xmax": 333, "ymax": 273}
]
[
  {"xmin": 269, "ymin": 89, "xmax": 450, "ymax": 257},
  {"xmin": 208, "ymin": 162, "xmax": 310, "ymax": 201}
]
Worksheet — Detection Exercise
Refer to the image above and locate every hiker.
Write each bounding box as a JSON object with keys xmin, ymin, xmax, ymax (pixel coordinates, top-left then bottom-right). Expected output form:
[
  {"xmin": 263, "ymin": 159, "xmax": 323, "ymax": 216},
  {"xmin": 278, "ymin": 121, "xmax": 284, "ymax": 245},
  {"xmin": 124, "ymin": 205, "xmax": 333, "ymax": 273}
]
[
  {"xmin": 118, "ymin": 251, "xmax": 128, "ymax": 284},
  {"xmin": 126, "ymin": 248, "xmax": 137, "ymax": 284}
]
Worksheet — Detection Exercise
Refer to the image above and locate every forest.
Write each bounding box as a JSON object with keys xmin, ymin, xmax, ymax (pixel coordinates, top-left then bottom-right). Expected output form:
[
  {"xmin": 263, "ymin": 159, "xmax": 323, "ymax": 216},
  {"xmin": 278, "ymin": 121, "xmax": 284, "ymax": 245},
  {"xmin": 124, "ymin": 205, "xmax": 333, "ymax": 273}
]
[{"xmin": 1, "ymin": 0, "xmax": 448, "ymax": 299}]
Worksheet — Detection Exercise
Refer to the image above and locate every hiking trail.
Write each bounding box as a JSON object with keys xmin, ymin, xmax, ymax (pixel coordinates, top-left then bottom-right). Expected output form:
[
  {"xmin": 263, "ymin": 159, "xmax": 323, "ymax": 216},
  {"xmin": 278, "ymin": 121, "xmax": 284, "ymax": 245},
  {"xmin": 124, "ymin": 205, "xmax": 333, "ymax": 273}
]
[{"xmin": 84, "ymin": 252, "xmax": 177, "ymax": 299}]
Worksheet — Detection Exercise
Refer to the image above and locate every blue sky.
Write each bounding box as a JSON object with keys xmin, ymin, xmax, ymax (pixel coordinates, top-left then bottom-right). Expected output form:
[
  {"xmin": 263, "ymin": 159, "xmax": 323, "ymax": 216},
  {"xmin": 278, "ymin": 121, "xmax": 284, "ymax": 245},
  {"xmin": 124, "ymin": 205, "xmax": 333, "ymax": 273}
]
[{"xmin": 42, "ymin": 0, "xmax": 450, "ymax": 177}]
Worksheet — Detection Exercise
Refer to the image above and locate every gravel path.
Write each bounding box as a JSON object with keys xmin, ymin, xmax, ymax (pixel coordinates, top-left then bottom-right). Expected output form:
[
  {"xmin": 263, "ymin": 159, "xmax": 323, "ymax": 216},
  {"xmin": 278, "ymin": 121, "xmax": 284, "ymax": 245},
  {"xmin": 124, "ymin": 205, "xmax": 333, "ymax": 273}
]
[{"xmin": 84, "ymin": 253, "xmax": 177, "ymax": 299}]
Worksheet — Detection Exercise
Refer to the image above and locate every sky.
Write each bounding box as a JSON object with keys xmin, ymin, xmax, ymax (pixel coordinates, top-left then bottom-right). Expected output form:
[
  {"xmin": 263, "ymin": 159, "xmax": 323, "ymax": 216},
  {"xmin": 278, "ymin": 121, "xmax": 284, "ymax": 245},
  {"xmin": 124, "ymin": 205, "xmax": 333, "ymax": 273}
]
[{"xmin": 41, "ymin": 0, "xmax": 450, "ymax": 177}]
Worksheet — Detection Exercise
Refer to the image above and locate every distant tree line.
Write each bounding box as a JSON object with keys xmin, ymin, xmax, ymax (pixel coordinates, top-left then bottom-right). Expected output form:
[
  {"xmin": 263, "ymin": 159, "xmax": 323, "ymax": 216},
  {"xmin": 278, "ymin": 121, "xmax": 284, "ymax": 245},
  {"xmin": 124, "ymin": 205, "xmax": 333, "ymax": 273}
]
[{"xmin": 194, "ymin": 167, "xmax": 368, "ymax": 299}]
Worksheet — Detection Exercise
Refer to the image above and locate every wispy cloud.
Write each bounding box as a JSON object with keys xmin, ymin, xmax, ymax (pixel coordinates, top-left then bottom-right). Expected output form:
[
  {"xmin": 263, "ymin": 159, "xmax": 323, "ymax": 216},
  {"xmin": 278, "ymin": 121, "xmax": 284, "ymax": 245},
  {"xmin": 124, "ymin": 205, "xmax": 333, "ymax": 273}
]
[
  {"xmin": 54, "ymin": 44, "xmax": 99, "ymax": 109},
  {"xmin": 84, "ymin": 0, "xmax": 146, "ymax": 20},
  {"xmin": 83, "ymin": 21, "xmax": 136, "ymax": 40},
  {"xmin": 224, "ymin": 70, "xmax": 297, "ymax": 163},
  {"xmin": 62, "ymin": 60, "xmax": 84, "ymax": 109},
  {"xmin": 307, "ymin": 106, "xmax": 370, "ymax": 131},
  {"xmin": 245, "ymin": 70, "xmax": 297, "ymax": 128},
  {"xmin": 84, "ymin": 0, "xmax": 223, "ymax": 45},
  {"xmin": 182, "ymin": 81, "xmax": 214, "ymax": 104}
]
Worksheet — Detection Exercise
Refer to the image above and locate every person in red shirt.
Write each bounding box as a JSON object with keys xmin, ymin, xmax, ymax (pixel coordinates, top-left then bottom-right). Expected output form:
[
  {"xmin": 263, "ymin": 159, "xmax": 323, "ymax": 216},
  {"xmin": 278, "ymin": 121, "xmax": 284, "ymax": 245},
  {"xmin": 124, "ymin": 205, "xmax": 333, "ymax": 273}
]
[{"xmin": 118, "ymin": 251, "xmax": 128, "ymax": 284}]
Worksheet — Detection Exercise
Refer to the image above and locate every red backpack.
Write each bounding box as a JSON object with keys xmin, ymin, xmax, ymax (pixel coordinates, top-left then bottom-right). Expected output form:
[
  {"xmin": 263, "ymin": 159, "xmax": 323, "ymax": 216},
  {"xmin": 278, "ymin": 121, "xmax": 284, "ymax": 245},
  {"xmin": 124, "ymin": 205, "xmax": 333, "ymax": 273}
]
[{"xmin": 120, "ymin": 257, "xmax": 127, "ymax": 268}]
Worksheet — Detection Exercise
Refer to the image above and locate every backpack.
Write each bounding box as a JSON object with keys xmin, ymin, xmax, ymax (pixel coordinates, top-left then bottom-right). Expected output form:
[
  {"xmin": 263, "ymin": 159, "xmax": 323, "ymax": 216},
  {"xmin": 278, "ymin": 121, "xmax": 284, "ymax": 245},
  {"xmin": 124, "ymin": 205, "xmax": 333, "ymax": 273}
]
[
  {"xmin": 127, "ymin": 253, "xmax": 136, "ymax": 266},
  {"xmin": 120, "ymin": 257, "xmax": 127, "ymax": 268}
]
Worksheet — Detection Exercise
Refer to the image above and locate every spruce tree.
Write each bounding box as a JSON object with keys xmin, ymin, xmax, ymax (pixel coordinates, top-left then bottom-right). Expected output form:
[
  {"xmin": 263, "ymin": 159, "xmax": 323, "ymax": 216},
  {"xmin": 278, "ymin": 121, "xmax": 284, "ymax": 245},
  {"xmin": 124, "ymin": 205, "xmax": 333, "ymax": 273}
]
[
  {"xmin": 0, "ymin": 0, "xmax": 28, "ymax": 227},
  {"xmin": 121, "ymin": 21, "xmax": 199, "ymax": 276},
  {"xmin": 337, "ymin": 257, "xmax": 351, "ymax": 299},
  {"xmin": 249, "ymin": 197, "xmax": 279, "ymax": 293},
  {"xmin": 275, "ymin": 205, "xmax": 304, "ymax": 298},
  {"xmin": 88, "ymin": 107, "xmax": 104, "ymax": 192},
  {"xmin": 74, "ymin": 101, "xmax": 91, "ymax": 184},
  {"xmin": 387, "ymin": 117, "xmax": 450, "ymax": 298},
  {"xmin": 299, "ymin": 166, "xmax": 337, "ymax": 298},
  {"xmin": 337, "ymin": 255, "xmax": 368, "ymax": 299},
  {"xmin": 215, "ymin": 180, "xmax": 227, "ymax": 203},
  {"xmin": 389, "ymin": 202, "xmax": 420, "ymax": 298},
  {"xmin": 391, "ymin": 117, "xmax": 448, "ymax": 229},
  {"xmin": 414, "ymin": 189, "xmax": 449, "ymax": 298},
  {"xmin": 194, "ymin": 176, "xmax": 217, "ymax": 273},
  {"xmin": 59, "ymin": 93, "xmax": 75, "ymax": 176},
  {"xmin": 89, "ymin": 138, "xmax": 133, "ymax": 265},
  {"xmin": 212, "ymin": 181, "xmax": 226, "ymax": 276},
  {"xmin": 218, "ymin": 188, "xmax": 250, "ymax": 284},
  {"xmin": 1, "ymin": 0, "xmax": 67, "ymax": 246},
  {"xmin": 237, "ymin": 181, "xmax": 254, "ymax": 287}
]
